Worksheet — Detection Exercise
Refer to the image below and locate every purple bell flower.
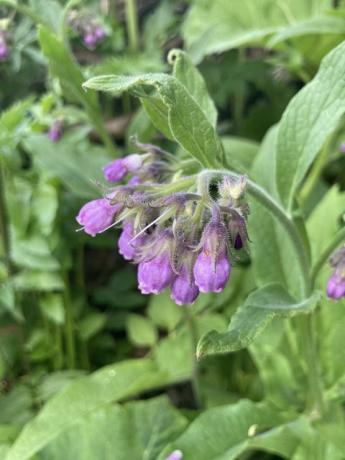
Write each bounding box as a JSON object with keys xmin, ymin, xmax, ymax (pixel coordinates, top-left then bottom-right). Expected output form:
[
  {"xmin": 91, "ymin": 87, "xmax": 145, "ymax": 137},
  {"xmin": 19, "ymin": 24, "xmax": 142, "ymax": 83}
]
[
  {"xmin": 138, "ymin": 251, "xmax": 174, "ymax": 294},
  {"xmin": 118, "ymin": 221, "xmax": 145, "ymax": 261},
  {"xmin": 327, "ymin": 270, "xmax": 345, "ymax": 300},
  {"xmin": 0, "ymin": 40, "xmax": 9, "ymax": 61},
  {"xmin": 171, "ymin": 265, "xmax": 199, "ymax": 305},
  {"xmin": 76, "ymin": 199, "xmax": 121, "ymax": 237},
  {"xmin": 165, "ymin": 451, "xmax": 183, "ymax": 460},
  {"xmin": 193, "ymin": 213, "xmax": 231, "ymax": 293},
  {"xmin": 194, "ymin": 250, "xmax": 231, "ymax": 293},
  {"xmin": 103, "ymin": 154, "xmax": 143, "ymax": 183},
  {"xmin": 128, "ymin": 175, "xmax": 141, "ymax": 186}
]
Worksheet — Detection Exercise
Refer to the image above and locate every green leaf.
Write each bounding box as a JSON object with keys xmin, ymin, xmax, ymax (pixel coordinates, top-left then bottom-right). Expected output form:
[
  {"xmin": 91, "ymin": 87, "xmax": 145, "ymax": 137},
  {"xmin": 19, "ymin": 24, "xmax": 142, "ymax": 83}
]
[
  {"xmin": 78, "ymin": 313, "xmax": 107, "ymax": 342},
  {"xmin": 158, "ymin": 399, "xmax": 285, "ymax": 460},
  {"xmin": 127, "ymin": 314, "xmax": 158, "ymax": 347},
  {"xmin": 276, "ymin": 41, "xmax": 345, "ymax": 209},
  {"xmin": 197, "ymin": 283, "xmax": 320, "ymax": 358},
  {"xmin": 148, "ymin": 291, "xmax": 183, "ymax": 331},
  {"xmin": 28, "ymin": 0, "xmax": 63, "ymax": 33},
  {"xmin": 183, "ymin": 0, "xmax": 335, "ymax": 63},
  {"xmin": 83, "ymin": 73, "xmax": 224, "ymax": 168},
  {"xmin": 141, "ymin": 97, "xmax": 174, "ymax": 140},
  {"xmin": 40, "ymin": 396, "xmax": 187, "ymax": 460},
  {"xmin": 222, "ymin": 135, "xmax": 259, "ymax": 173},
  {"xmin": 170, "ymin": 49, "xmax": 217, "ymax": 127},
  {"xmin": 13, "ymin": 271, "xmax": 64, "ymax": 292},
  {"xmin": 39, "ymin": 294, "xmax": 65, "ymax": 325},
  {"xmin": 24, "ymin": 134, "xmax": 110, "ymax": 199},
  {"xmin": 249, "ymin": 126, "xmax": 304, "ymax": 297},
  {"xmin": 37, "ymin": 26, "xmax": 111, "ymax": 150},
  {"xmin": 4, "ymin": 359, "xmax": 167, "ymax": 460}
]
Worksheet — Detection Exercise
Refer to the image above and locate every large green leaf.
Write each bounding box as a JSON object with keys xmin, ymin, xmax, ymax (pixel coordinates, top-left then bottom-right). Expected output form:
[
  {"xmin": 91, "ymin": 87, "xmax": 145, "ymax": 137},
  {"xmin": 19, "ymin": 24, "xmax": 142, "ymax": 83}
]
[
  {"xmin": 170, "ymin": 49, "xmax": 217, "ymax": 127},
  {"xmin": 4, "ymin": 359, "xmax": 168, "ymax": 460},
  {"xmin": 276, "ymin": 40, "xmax": 345, "ymax": 209},
  {"xmin": 158, "ymin": 399, "xmax": 286, "ymax": 460},
  {"xmin": 183, "ymin": 0, "xmax": 338, "ymax": 63},
  {"xmin": 249, "ymin": 126, "xmax": 304, "ymax": 297},
  {"xmin": 83, "ymin": 73, "xmax": 224, "ymax": 168},
  {"xmin": 40, "ymin": 396, "xmax": 187, "ymax": 460},
  {"xmin": 197, "ymin": 283, "xmax": 320, "ymax": 358}
]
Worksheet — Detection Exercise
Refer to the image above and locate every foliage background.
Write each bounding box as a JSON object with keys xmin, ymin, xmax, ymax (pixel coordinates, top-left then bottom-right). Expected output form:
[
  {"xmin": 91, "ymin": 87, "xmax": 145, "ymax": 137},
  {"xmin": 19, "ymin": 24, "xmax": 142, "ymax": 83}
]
[{"xmin": 1, "ymin": 0, "xmax": 345, "ymax": 459}]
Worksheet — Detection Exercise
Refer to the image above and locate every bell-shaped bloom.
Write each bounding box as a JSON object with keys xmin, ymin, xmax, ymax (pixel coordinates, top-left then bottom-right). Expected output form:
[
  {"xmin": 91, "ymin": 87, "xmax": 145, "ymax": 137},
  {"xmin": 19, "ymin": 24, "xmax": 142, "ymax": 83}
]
[
  {"xmin": 171, "ymin": 266, "xmax": 199, "ymax": 305},
  {"xmin": 0, "ymin": 40, "xmax": 9, "ymax": 60},
  {"xmin": 76, "ymin": 199, "xmax": 121, "ymax": 237},
  {"xmin": 327, "ymin": 271, "xmax": 345, "ymax": 300},
  {"xmin": 165, "ymin": 451, "xmax": 183, "ymax": 460},
  {"xmin": 103, "ymin": 154, "xmax": 143, "ymax": 183},
  {"xmin": 118, "ymin": 221, "xmax": 145, "ymax": 261},
  {"xmin": 138, "ymin": 252, "xmax": 174, "ymax": 295},
  {"xmin": 194, "ymin": 249, "xmax": 231, "ymax": 293}
]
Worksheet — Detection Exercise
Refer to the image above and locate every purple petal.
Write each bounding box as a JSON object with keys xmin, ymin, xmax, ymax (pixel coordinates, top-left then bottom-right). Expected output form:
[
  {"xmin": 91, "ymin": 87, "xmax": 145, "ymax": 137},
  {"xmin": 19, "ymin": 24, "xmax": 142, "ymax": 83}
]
[
  {"xmin": 327, "ymin": 272, "xmax": 345, "ymax": 299},
  {"xmin": 193, "ymin": 250, "xmax": 231, "ymax": 293},
  {"xmin": 171, "ymin": 267, "xmax": 199, "ymax": 305},
  {"xmin": 138, "ymin": 252, "xmax": 174, "ymax": 294},
  {"xmin": 103, "ymin": 159, "xmax": 127, "ymax": 182},
  {"xmin": 76, "ymin": 199, "xmax": 120, "ymax": 237}
]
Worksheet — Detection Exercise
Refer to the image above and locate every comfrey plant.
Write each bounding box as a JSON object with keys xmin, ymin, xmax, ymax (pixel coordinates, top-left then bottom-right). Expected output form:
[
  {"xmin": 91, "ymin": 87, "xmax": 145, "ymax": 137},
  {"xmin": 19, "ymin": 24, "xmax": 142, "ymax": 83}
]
[
  {"xmin": 68, "ymin": 9, "xmax": 106, "ymax": 49},
  {"xmin": 76, "ymin": 142, "xmax": 250, "ymax": 306}
]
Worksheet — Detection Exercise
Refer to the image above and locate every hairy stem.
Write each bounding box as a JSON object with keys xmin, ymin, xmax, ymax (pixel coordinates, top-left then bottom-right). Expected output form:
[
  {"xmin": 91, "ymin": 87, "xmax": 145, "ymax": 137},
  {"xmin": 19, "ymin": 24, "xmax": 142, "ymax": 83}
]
[{"xmin": 125, "ymin": 0, "xmax": 139, "ymax": 52}]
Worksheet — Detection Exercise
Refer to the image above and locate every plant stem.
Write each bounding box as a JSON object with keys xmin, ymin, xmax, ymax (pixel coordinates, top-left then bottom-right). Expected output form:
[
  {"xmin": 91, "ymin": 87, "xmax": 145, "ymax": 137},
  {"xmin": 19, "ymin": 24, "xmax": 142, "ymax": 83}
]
[
  {"xmin": 125, "ymin": 0, "xmax": 139, "ymax": 53},
  {"xmin": 63, "ymin": 273, "xmax": 76, "ymax": 369},
  {"xmin": 0, "ymin": 164, "xmax": 13, "ymax": 276},
  {"xmin": 311, "ymin": 227, "xmax": 345, "ymax": 286},
  {"xmin": 185, "ymin": 309, "xmax": 202, "ymax": 409}
]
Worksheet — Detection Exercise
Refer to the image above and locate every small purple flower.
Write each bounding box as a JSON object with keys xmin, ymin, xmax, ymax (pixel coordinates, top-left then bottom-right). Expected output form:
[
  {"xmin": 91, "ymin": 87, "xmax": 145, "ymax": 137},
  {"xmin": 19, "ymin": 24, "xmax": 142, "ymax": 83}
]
[
  {"xmin": 340, "ymin": 143, "xmax": 345, "ymax": 153},
  {"xmin": 327, "ymin": 271, "xmax": 345, "ymax": 299},
  {"xmin": 83, "ymin": 32, "xmax": 97, "ymax": 48},
  {"xmin": 103, "ymin": 159, "xmax": 127, "ymax": 182},
  {"xmin": 193, "ymin": 213, "xmax": 231, "ymax": 293},
  {"xmin": 128, "ymin": 175, "xmax": 141, "ymax": 186},
  {"xmin": 194, "ymin": 250, "xmax": 231, "ymax": 293},
  {"xmin": 48, "ymin": 122, "xmax": 62, "ymax": 142},
  {"xmin": 138, "ymin": 251, "xmax": 174, "ymax": 294},
  {"xmin": 118, "ymin": 220, "xmax": 145, "ymax": 261},
  {"xmin": 94, "ymin": 26, "xmax": 106, "ymax": 40},
  {"xmin": 76, "ymin": 199, "xmax": 121, "ymax": 237},
  {"xmin": 165, "ymin": 451, "xmax": 183, "ymax": 460},
  {"xmin": 103, "ymin": 154, "xmax": 143, "ymax": 183},
  {"xmin": 171, "ymin": 265, "xmax": 199, "ymax": 305},
  {"xmin": 0, "ymin": 40, "xmax": 9, "ymax": 61}
]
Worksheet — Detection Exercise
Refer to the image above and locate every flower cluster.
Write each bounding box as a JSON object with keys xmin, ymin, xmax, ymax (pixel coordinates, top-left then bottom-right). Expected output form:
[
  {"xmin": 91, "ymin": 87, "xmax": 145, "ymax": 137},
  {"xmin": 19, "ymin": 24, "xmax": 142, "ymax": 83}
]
[
  {"xmin": 76, "ymin": 143, "xmax": 250, "ymax": 306},
  {"xmin": 327, "ymin": 246, "xmax": 345, "ymax": 300},
  {"xmin": 68, "ymin": 10, "xmax": 106, "ymax": 49}
]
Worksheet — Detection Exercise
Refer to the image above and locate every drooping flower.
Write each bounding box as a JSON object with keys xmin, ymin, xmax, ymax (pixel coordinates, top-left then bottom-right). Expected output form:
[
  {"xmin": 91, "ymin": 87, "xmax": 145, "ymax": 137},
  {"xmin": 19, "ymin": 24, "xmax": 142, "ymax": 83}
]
[
  {"xmin": 103, "ymin": 154, "xmax": 143, "ymax": 182},
  {"xmin": 76, "ymin": 199, "xmax": 121, "ymax": 237},
  {"xmin": 118, "ymin": 220, "xmax": 146, "ymax": 261},
  {"xmin": 165, "ymin": 451, "xmax": 183, "ymax": 460},
  {"xmin": 171, "ymin": 265, "xmax": 199, "ymax": 305},
  {"xmin": 193, "ymin": 210, "xmax": 231, "ymax": 293},
  {"xmin": 137, "ymin": 231, "xmax": 175, "ymax": 294},
  {"xmin": 327, "ymin": 246, "xmax": 345, "ymax": 300}
]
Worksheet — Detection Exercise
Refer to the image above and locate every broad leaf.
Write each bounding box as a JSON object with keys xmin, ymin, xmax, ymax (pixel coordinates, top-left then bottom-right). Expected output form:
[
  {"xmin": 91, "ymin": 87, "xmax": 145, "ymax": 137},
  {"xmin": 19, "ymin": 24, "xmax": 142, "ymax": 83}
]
[
  {"xmin": 83, "ymin": 74, "xmax": 224, "ymax": 168},
  {"xmin": 40, "ymin": 396, "xmax": 187, "ymax": 460},
  {"xmin": 171, "ymin": 49, "xmax": 217, "ymax": 127},
  {"xmin": 197, "ymin": 283, "xmax": 320, "ymax": 358},
  {"xmin": 276, "ymin": 41, "xmax": 345, "ymax": 209},
  {"xmin": 158, "ymin": 399, "xmax": 285, "ymax": 460},
  {"xmin": 183, "ymin": 0, "xmax": 337, "ymax": 63}
]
